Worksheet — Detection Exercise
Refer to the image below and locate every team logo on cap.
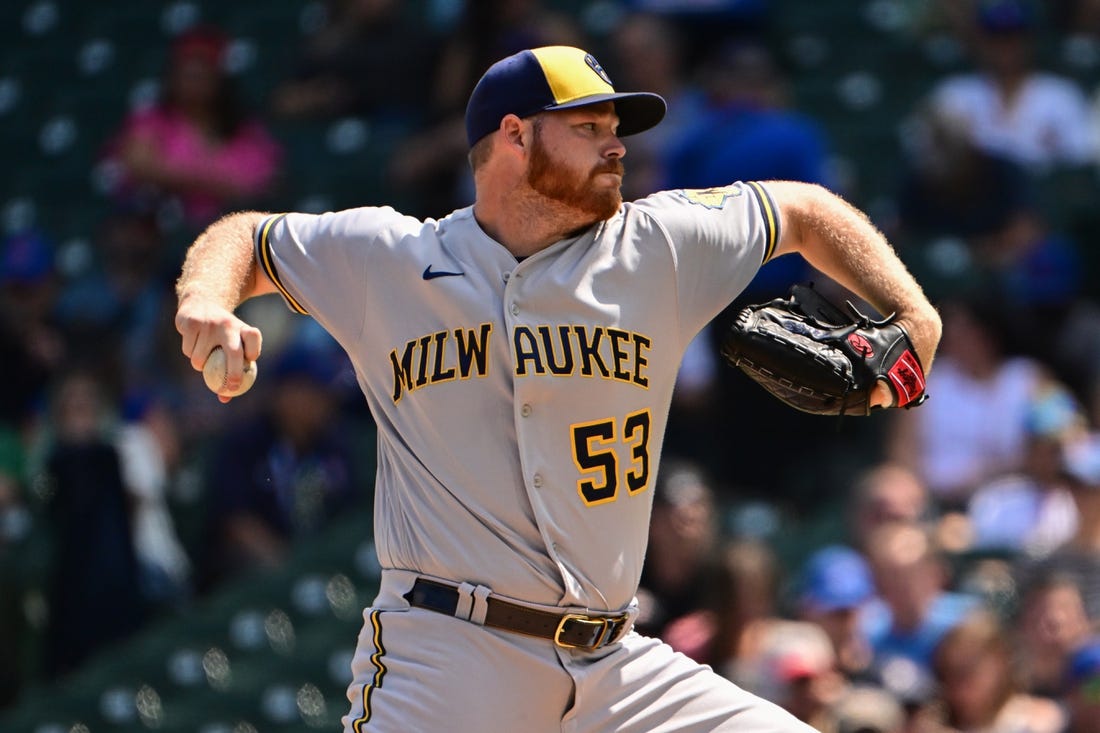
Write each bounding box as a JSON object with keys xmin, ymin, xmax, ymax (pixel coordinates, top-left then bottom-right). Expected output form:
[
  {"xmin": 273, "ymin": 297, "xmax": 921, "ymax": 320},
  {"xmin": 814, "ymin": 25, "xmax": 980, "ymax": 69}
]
[{"xmin": 584, "ymin": 53, "xmax": 613, "ymax": 86}]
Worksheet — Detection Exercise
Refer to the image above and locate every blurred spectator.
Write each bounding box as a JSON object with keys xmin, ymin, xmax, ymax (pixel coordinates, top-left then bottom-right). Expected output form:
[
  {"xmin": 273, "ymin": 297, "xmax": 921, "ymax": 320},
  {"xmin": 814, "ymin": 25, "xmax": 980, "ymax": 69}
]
[
  {"xmin": 664, "ymin": 40, "xmax": 833, "ymax": 192},
  {"xmin": 848, "ymin": 463, "xmax": 932, "ymax": 553},
  {"xmin": 387, "ymin": 0, "xmax": 582, "ymax": 217},
  {"xmin": 894, "ymin": 102, "xmax": 1039, "ymax": 252},
  {"xmin": 103, "ymin": 26, "xmax": 282, "ymax": 230},
  {"xmin": 1019, "ymin": 431, "xmax": 1100, "ymax": 621},
  {"xmin": 426, "ymin": 0, "xmax": 582, "ymax": 117},
  {"xmin": 862, "ymin": 522, "xmax": 981, "ymax": 679},
  {"xmin": 894, "ymin": 101, "xmax": 1082, "ymax": 325},
  {"xmin": 1014, "ymin": 574, "xmax": 1094, "ymax": 697},
  {"xmin": 796, "ymin": 545, "xmax": 877, "ymax": 681},
  {"xmin": 661, "ymin": 538, "xmax": 783, "ymax": 678},
  {"xmin": 931, "ymin": 610, "xmax": 1065, "ymax": 732},
  {"xmin": 1061, "ymin": 637, "xmax": 1100, "ymax": 733},
  {"xmin": 635, "ymin": 459, "xmax": 719, "ymax": 638},
  {"xmin": 608, "ymin": 12, "xmax": 706, "ymax": 200},
  {"xmin": 0, "ymin": 229, "xmax": 65, "ymax": 427},
  {"xmin": 271, "ymin": 0, "xmax": 440, "ymax": 123},
  {"xmin": 886, "ymin": 294, "xmax": 1048, "ymax": 509},
  {"xmin": 1053, "ymin": 299, "xmax": 1100, "ymax": 430},
  {"xmin": 965, "ymin": 380, "xmax": 1084, "ymax": 558},
  {"xmin": 749, "ymin": 620, "xmax": 847, "ymax": 731},
  {"xmin": 39, "ymin": 371, "xmax": 145, "ymax": 679},
  {"xmin": 199, "ymin": 342, "xmax": 365, "ymax": 589},
  {"xmin": 830, "ymin": 685, "xmax": 906, "ymax": 733},
  {"xmin": 54, "ymin": 210, "xmax": 176, "ymax": 390},
  {"xmin": 929, "ymin": 0, "xmax": 1094, "ymax": 171},
  {"xmin": 115, "ymin": 393, "xmax": 191, "ymax": 609},
  {"xmin": 657, "ymin": 34, "xmax": 833, "ymax": 307},
  {"xmin": 620, "ymin": 0, "xmax": 772, "ymax": 69},
  {"xmin": 958, "ymin": 553, "xmax": 1021, "ymax": 617}
]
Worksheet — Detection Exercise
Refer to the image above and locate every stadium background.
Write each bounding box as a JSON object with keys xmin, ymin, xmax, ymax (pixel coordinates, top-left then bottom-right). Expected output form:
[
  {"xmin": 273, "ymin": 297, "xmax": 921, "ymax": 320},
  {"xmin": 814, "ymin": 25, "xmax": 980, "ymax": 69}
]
[{"xmin": 2, "ymin": 0, "xmax": 1100, "ymax": 731}]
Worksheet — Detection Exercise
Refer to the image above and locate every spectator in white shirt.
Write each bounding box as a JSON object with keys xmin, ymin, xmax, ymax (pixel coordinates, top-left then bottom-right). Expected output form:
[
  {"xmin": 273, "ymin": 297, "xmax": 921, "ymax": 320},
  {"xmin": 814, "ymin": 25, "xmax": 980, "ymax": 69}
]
[{"xmin": 930, "ymin": 0, "xmax": 1094, "ymax": 171}]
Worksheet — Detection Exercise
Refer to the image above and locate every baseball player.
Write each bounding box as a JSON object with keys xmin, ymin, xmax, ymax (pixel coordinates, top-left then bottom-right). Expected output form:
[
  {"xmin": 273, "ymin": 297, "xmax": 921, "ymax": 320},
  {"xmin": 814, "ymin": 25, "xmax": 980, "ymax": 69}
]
[{"xmin": 175, "ymin": 46, "xmax": 941, "ymax": 732}]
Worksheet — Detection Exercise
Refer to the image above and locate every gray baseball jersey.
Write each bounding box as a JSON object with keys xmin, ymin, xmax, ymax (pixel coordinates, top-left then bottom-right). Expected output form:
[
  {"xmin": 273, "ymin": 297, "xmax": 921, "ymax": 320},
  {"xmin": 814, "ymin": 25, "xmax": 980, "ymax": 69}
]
[{"xmin": 255, "ymin": 181, "xmax": 777, "ymax": 612}]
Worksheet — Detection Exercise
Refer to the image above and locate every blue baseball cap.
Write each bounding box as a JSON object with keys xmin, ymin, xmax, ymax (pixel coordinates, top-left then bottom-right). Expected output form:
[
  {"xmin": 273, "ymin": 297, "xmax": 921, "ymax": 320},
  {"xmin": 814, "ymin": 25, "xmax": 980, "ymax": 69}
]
[
  {"xmin": 464, "ymin": 46, "xmax": 666, "ymax": 148},
  {"xmin": 977, "ymin": 0, "xmax": 1035, "ymax": 32},
  {"xmin": 800, "ymin": 545, "xmax": 875, "ymax": 613},
  {"xmin": 0, "ymin": 230, "xmax": 53, "ymax": 284},
  {"xmin": 1066, "ymin": 638, "xmax": 1100, "ymax": 688}
]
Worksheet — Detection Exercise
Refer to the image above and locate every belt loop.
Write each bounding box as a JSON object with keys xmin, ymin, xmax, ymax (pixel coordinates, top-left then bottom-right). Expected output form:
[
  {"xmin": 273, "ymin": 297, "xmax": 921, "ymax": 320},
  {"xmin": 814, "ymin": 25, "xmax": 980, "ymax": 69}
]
[
  {"xmin": 606, "ymin": 606, "xmax": 637, "ymax": 645},
  {"xmin": 469, "ymin": 585, "xmax": 492, "ymax": 626},
  {"xmin": 610, "ymin": 616, "xmax": 634, "ymax": 645},
  {"xmin": 454, "ymin": 582, "xmax": 476, "ymax": 621}
]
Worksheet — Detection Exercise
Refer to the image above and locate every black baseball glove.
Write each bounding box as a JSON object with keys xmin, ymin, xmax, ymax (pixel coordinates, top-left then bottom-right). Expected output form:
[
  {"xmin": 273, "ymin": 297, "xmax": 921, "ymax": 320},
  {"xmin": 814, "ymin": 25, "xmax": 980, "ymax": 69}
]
[{"xmin": 720, "ymin": 284, "xmax": 928, "ymax": 416}]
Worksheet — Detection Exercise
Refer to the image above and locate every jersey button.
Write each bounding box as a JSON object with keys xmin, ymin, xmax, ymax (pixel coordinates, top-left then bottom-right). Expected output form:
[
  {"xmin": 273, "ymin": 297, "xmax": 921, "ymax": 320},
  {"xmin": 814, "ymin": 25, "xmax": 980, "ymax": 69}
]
[
  {"xmin": 510, "ymin": 303, "xmax": 520, "ymax": 316},
  {"xmin": 502, "ymin": 271, "xmax": 511, "ymax": 282},
  {"xmin": 532, "ymin": 474, "xmax": 543, "ymax": 488},
  {"xmin": 520, "ymin": 404, "xmax": 532, "ymax": 417}
]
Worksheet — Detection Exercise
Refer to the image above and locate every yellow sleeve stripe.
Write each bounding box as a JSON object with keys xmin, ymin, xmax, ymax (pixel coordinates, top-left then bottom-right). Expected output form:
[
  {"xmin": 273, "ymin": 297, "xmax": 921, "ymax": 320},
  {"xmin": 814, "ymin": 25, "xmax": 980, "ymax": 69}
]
[
  {"xmin": 745, "ymin": 181, "xmax": 780, "ymax": 264},
  {"xmin": 256, "ymin": 214, "xmax": 310, "ymax": 315}
]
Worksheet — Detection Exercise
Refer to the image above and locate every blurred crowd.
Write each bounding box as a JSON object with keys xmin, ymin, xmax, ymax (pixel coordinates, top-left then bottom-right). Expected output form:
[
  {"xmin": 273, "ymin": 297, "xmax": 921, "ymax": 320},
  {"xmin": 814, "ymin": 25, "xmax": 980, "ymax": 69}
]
[{"xmin": 4, "ymin": 0, "xmax": 1100, "ymax": 730}]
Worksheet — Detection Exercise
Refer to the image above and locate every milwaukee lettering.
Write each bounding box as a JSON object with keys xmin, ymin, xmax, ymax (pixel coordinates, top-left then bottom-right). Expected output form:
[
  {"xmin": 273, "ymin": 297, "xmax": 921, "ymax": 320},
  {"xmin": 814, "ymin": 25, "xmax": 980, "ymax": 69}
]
[
  {"xmin": 389, "ymin": 323, "xmax": 652, "ymax": 403},
  {"xmin": 513, "ymin": 325, "xmax": 650, "ymax": 387},
  {"xmin": 390, "ymin": 324, "xmax": 493, "ymax": 403}
]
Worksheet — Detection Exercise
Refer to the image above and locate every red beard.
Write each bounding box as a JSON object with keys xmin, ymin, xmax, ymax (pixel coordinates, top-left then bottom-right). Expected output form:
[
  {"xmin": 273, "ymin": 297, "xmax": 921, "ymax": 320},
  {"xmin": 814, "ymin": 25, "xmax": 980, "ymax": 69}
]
[{"xmin": 526, "ymin": 130, "xmax": 624, "ymax": 221}]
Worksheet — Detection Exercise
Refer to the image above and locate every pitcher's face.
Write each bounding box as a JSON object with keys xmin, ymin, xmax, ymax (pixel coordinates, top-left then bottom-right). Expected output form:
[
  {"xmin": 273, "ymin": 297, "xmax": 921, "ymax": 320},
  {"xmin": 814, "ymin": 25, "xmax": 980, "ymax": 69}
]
[{"xmin": 526, "ymin": 103, "xmax": 626, "ymax": 222}]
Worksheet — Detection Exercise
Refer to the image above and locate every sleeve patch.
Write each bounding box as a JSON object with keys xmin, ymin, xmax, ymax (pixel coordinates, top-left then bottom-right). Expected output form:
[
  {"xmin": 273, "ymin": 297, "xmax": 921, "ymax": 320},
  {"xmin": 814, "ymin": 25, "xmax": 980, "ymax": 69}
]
[{"xmin": 676, "ymin": 185, "xmax": 743, "ymax": 209}]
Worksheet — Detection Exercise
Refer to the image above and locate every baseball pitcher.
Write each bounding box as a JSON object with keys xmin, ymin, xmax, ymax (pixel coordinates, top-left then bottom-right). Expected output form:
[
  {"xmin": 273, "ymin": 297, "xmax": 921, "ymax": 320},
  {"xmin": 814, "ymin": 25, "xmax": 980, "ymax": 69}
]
[{"xmin": 175, "ymin": 46, "xmax": 941, "ymax": 732}]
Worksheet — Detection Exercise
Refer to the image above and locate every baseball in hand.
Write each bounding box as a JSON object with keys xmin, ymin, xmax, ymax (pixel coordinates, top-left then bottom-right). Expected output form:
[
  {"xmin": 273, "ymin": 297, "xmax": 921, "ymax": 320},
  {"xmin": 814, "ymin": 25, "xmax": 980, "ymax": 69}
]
[{"xmin": 202, "ymin": 346, "xmax": 257, "ymax": 397}]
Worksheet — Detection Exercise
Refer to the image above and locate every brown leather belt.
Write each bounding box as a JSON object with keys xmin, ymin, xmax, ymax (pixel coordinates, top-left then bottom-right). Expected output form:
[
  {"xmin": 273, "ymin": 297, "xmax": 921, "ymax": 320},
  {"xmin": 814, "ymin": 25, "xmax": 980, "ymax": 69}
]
[{"xmin": 403, "ymin": 578, "xmax": 630, "ymax": 651}]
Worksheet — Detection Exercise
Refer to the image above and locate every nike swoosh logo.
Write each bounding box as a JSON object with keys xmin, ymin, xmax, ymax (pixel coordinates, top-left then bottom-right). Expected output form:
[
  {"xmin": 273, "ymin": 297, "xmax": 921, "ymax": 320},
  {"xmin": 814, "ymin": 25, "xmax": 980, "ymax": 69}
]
[{"xmin": 422, "ymin": 265, "xmax": 465, "ymax": 280}]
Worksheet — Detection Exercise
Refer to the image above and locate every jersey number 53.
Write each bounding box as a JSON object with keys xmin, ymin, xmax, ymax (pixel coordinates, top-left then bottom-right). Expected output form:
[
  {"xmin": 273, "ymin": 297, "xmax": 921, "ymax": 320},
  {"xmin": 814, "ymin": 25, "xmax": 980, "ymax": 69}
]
[{"xmin": 570, "ymin": 409, "xmax": 651, "ymax": 506}]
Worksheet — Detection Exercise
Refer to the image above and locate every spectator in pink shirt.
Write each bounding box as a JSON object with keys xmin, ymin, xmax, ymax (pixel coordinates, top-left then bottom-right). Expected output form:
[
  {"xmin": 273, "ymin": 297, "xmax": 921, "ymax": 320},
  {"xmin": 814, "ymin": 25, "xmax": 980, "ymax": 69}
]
[{"xmin": 106, "ymin": 27, "xmax": 282, "ymax": 229}]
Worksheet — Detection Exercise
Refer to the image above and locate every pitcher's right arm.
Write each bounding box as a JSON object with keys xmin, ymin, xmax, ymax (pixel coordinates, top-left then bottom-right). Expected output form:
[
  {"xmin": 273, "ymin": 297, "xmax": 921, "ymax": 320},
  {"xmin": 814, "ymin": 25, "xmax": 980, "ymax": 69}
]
[{"xmin": 174, "ymin": 211, "xmax": 276, "ymax": 401}]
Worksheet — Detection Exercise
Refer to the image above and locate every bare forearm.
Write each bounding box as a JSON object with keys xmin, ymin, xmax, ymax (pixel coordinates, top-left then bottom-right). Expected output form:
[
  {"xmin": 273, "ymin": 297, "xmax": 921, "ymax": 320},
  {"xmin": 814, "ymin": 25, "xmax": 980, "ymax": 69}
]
[
  {"xmin": 175, "ymin": 211, "xmax": 268, "ymax": 309},
  {"xmin": 174, "ymin": 212, "xmax": 271, "ymax": 393},
  {"xmin": 771, "ymin": 182, "xmax": 942, "ymax": 371}
]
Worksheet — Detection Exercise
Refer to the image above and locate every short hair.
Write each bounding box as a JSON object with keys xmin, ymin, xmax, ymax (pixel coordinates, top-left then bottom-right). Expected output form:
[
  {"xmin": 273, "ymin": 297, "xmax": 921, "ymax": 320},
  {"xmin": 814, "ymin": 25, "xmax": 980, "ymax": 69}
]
[
  {"xmin": 468, "ymin": 114, "xmax": 548, "ymax": 172},
  {"xmin": 468, "ymin": 135, "xmax": 493, "ymax": 172}
]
